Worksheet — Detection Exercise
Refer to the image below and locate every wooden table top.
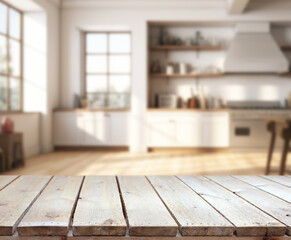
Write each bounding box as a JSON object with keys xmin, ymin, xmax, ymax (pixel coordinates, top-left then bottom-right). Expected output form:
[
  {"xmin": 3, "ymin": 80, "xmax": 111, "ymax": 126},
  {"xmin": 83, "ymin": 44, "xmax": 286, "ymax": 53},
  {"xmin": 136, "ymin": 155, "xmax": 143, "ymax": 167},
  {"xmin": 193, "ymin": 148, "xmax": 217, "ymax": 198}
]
[{"xmin": 0, "ymin": 175, "xmax": 290, "ymax": 239}]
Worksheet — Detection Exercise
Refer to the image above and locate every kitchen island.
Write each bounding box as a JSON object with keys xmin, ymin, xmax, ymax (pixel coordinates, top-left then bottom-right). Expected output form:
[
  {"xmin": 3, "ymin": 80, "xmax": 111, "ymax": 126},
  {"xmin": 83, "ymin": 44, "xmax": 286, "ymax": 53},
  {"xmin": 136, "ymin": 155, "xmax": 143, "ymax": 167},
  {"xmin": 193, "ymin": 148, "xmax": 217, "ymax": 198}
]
[{"xmin": 0, "ymin": 175, "xmax": 290, "ymax": 239}]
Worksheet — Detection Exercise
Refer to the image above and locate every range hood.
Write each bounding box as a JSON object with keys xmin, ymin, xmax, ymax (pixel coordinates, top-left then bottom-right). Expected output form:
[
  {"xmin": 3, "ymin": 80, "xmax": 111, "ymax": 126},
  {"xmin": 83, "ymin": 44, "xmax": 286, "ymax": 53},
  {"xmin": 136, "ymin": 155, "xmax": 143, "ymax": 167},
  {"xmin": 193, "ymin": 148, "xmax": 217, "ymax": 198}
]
[{"xmin": 224, "ymin": 23, "xmax": 289, "ymax": 73}]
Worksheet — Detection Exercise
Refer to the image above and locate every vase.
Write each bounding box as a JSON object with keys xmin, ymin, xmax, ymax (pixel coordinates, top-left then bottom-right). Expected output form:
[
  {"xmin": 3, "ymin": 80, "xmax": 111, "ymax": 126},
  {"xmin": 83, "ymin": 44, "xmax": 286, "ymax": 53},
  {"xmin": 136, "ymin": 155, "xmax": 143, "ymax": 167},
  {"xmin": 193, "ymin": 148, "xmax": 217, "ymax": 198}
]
[{"xmin": 1, "ymin": 117, "xmax": 14, "ymax": 133}]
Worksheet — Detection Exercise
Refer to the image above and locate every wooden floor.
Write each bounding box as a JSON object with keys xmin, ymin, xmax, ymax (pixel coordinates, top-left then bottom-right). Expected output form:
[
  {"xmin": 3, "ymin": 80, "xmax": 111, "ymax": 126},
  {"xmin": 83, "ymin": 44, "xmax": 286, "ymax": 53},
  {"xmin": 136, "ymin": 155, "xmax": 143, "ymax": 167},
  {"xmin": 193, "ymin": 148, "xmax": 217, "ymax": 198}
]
[{"xmin": 3, "ymin": 150, "xmax": 291, "ymax": 175}]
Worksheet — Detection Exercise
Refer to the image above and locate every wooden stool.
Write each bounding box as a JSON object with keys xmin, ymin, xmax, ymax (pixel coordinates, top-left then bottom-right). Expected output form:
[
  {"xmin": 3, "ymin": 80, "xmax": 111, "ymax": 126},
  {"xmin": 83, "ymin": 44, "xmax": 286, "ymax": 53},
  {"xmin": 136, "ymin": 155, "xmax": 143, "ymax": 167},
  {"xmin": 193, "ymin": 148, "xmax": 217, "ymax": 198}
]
[
  {"xmin": 0, "ymin": 133, "xmax": 25, "ymax": 171},
  {"xmin": 265, "ymin": 118, "xmax": 291, "ymax": 175}
]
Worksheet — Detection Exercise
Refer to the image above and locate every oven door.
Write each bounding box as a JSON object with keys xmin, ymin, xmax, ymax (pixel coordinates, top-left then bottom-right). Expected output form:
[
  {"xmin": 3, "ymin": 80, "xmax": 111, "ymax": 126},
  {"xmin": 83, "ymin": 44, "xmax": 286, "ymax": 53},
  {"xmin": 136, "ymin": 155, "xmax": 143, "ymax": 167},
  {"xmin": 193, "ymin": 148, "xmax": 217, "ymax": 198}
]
[{"xmin": 230, "ymin": 120, "xmax": 270, "ymax": 148}]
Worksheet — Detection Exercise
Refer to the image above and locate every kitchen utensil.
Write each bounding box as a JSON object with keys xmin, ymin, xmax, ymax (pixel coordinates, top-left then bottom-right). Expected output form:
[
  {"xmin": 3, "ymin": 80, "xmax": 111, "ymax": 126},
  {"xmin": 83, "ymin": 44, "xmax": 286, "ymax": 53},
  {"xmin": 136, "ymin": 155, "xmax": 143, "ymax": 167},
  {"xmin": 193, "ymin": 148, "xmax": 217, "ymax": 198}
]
[
  {"xmin": 188, "ymin": 98, "xmax": 196, "ymax": 108},
  {"xmin": 166, "ymin": 63, "xmax": 174, "ymax": 75},
  {"xmin": 199, "ymin": 88, "xmax": 206, "ymax": 110},
  {"xmin": 179, "ymin": 63, "xmax": 187, "ymax": 74},
  {"xmin": 158, "ymin": 94, "xmax": 178, "ymax": 108}
]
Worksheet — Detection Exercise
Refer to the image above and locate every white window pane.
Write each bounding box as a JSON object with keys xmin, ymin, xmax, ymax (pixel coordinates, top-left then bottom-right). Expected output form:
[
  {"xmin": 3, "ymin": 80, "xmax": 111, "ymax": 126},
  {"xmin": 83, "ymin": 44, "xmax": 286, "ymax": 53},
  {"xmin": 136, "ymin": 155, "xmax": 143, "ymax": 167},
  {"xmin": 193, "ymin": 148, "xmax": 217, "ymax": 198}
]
[
  {"xmin": 87, "ymin": 93, "xmax": 107, "ymax": 108},
  {"xmin": 9, "ymin": 8, "xmax": 20, "ymax": 39},
  {"xmin": 109, "ymin": 34, "xmax": 130, "ymax": 53},
  {"xmin": 9, "ymin": 39, "xmax": 20, "ymax": 77},
  {"xmin": 109, "ymin": 55, "xmax": 130, "ymax": 73},
  {"xmin": 86, "ymin": 55, "xmax": 107, "ymax": 73},
  {"xmin": 9, "ymin": 77, "xmax": 20, "ymax": 110},
  {"xmin": 109, "ymin": 75, "xmax": 130, "ymax": 93},
  {"xmin": 0, "ymin": 3, "xmax": 7, "ymax": 34},
  {"xmin": 86, "ymin": 75, "xmax": 107, "ymax": 92},
  {"xmin": 0, "ymin": 76, "xmax": 7, "ymax": 110},
  {"xmin": 0, "ymin": 35, "xmax": 7, "ymax": 74},
  {"xmin": 86, "ymin": 34, "xmax": 107, "ymax": 53},
  {"xmin": 108, "ymin": 94, "xmax": 130, "ymax": 108}
]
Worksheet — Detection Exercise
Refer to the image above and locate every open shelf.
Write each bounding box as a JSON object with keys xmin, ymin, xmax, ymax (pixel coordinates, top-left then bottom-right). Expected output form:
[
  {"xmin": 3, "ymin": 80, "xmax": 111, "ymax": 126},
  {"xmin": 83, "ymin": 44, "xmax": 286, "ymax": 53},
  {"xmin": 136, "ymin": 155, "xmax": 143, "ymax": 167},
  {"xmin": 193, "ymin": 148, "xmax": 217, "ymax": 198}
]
[
  {"xmin": 149, "ymin": 45, "xmax": 222, "ymax": 51},
  {"xmin": 147, "ymin": 108, "xmax": 228, "ymax": 112},
  {"xmin": 281, "ymin": 46, "xmax": 291, "ymax": 51},
  {"xmin": 150, "ymin": 73, "xmax": 223, "ymax": 78}
]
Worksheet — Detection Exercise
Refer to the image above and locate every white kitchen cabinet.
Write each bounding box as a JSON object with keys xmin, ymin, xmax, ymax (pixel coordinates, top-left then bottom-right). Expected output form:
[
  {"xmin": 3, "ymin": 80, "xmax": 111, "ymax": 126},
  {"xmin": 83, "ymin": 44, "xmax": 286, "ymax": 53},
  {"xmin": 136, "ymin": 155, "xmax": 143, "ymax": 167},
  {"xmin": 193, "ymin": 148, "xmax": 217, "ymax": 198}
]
[
  {"xmin": 82, "ymin": 113, "xmax": 110, "ymax": 145},
  {"xmin": 201, "ymin": 114, "xmax": 229, "ymax": 147},
  {"xmin": 147, "ymin": 112, "xmax": 229, "ymax": 148},
  {"xmin": 54, "ymin": 113, "xmax": 84, "ymax": 146},
  {"xmin": 53, "ymin": 111, "xmax": 129, "ymax": 146},
  {"xmin": 148, "ymin": 119, "xmax": 177, "ymax": 146}
]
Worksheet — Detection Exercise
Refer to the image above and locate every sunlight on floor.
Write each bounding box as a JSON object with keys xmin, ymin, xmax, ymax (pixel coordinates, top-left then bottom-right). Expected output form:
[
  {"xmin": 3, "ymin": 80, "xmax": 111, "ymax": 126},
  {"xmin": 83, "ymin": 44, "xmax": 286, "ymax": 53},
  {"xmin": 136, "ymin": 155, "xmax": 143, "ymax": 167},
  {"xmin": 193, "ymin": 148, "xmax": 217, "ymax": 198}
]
[{"xmin": 3, "ymin": 151, "xmax": 291, "ymax": 176}]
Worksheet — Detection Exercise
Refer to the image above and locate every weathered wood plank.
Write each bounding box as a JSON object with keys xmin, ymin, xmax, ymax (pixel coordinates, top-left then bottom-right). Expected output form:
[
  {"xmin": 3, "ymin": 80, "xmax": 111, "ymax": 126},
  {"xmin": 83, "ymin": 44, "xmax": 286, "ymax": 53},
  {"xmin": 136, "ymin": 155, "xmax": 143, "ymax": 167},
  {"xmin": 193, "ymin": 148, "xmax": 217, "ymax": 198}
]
[
  {"xmin": 118, "ymin": 176, "xmax": 178, "ymax": 237},
  {"xmin": 0, "ymin": 176, "xmax": 52, "ymax": 236},
  {"xmin": 1, "ymin": 235, "xmax": 291, "ymax": 240},
  {"xmin": 0, "ymin": 175, "xmax": 18, "ymax": 191},
  {"xmin": 234, "ymin": 176, "xmax": 291, "ymax": 203},
  {"xmin": 178, "ymin": 176, "xmax": 285, "ymax": 236},
  {"xmin": 73, "ymin": 176, "xmax": 127, "ymax": 236},
  {"xmin": 147, "ymin": 176, "xmax": 234, "ymax": 236},
  {"xmin": 261, "ymin": 175, "xmax": 291, "ymax": 188},
  {"xmin": 208, "ymin": 176, "xmax": 290, "ymax": 235},
  {"xmin": 18, "ymin": 176, "xmax": 83, "ymax": 236}
]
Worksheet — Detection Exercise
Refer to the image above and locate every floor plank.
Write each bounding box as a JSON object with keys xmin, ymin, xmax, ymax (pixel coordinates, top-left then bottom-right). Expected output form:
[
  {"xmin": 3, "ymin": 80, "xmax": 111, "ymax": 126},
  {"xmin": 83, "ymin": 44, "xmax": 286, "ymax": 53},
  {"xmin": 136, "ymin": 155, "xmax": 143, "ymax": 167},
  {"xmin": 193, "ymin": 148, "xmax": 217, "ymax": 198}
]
[
  {"xmin": 0, "ymin": 176, "xmax": 52, "ymax": 236},
  {"xmin": 178, "ymin": 176, "xmax": 285, "ymax": 236},
  {"xmin": 147, "ymin": 176, "xmax": 234, "ymax": 236},
  {"xmin": 73, "ymin": 176, "xmax": 127, "ymax": 236},
  {"xmin": 234, "ymin": 176, "xmax": 291, "ymax": 203},
  {"xmin": 118, "ymin": 176, "xmax": 178, "ymax": 237},
  {"xmin": 17, "ymin": 176, "xmax": 83, "ymax": 236},
  {"xmin": 3, "ymin": 151, "xmax": 291, "ymax": 175},
  {"xmin": 0, "ymin": 175, "xmax": 18, "ymax": 191},
  {"xmin": 208, "ymin": 176, "xmax": 290, "ymax": 235},
  {"xmin": 260, "ymin": 175, "xmax": 291, "ymax": 188}
]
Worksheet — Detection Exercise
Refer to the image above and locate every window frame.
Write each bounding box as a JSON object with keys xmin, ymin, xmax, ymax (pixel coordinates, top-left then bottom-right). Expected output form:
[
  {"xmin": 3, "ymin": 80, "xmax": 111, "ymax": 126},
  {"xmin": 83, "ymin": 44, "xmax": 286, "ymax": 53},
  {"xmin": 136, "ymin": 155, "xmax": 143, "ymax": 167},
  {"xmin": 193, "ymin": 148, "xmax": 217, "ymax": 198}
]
[
  {"xmin": 0, "ymin": 0, "xmax": 23, "ymax": 113},
  {"xmin": 84, "ymin": 31, "xmax": 132, "ymax": 109}
]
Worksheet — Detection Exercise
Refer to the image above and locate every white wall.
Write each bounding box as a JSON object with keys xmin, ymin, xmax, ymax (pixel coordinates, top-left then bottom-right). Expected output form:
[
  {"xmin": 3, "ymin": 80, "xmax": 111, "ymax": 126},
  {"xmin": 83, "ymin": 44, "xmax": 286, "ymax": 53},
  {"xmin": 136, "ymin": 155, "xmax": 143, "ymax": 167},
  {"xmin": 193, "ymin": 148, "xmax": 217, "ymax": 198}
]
[
  {"xmin": 60, "ymin": 3, "xmax": 291, "ymax": 152},
  {"xmin": 0, "ymin": 113, "xmax": 40, "ymax": 157},
  {"xmin": 26, "ymin": 0, "xmax": 59, "ymax": 153}
]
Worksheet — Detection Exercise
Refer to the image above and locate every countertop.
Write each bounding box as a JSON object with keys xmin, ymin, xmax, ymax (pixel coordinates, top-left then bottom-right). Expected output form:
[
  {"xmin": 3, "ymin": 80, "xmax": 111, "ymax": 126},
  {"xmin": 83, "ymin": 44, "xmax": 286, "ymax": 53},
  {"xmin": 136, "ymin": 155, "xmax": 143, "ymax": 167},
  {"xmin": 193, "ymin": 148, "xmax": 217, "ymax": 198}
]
[
  {"xmin": 0, "ymin": 175, "xmax": 290, "ymax": 238},
  {"xmin": 54, "ymin": 108, "xmax": 228, "ymax": 112}
]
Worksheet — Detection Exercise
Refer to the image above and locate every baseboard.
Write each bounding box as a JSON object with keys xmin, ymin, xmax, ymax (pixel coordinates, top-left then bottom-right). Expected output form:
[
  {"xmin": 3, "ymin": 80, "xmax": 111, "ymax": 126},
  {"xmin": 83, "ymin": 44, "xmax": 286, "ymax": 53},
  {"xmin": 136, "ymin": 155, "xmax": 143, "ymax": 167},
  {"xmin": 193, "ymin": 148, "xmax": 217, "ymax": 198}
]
[
  {"xmin": 54, "ymin": 146, "xmax": 129, "ymax": 152},
  {"xmin": 148, "ymin": 147, "xmax": 229, "ymax": 153}
]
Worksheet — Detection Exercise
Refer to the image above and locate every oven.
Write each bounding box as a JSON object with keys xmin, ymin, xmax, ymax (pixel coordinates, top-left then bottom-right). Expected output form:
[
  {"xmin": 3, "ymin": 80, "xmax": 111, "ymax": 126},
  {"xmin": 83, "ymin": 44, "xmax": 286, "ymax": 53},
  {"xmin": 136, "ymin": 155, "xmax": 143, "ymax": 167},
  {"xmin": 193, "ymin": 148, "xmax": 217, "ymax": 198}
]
[
  {"xmin": 230, "ymin": 112, "xmax": 272, "ymax": 148},
  {"xmin": 227, "ymin": 101, "xmax": 291, "ymax": 149}
]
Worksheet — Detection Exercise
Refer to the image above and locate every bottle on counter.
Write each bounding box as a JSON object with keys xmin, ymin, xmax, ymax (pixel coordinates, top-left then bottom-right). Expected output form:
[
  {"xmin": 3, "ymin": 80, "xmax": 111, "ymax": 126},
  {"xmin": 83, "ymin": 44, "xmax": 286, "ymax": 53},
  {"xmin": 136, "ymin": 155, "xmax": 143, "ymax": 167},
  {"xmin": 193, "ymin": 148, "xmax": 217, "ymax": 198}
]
[{"xmin": 199, "ymin": 87, "xmax": 207, "ymax": 110}]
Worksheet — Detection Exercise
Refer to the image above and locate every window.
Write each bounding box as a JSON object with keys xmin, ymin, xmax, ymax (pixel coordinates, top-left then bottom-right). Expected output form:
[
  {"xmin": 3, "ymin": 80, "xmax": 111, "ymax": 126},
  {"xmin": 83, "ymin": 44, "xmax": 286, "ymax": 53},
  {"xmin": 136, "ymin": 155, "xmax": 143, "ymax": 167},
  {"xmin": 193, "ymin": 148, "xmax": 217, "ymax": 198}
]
[
  {"xmin": 85, "ymin": 32, "xmax": 131, "ymax": 109},
  {"xmin": 0, "ymin": 1, "xmax": 22, "ymax": 111}
]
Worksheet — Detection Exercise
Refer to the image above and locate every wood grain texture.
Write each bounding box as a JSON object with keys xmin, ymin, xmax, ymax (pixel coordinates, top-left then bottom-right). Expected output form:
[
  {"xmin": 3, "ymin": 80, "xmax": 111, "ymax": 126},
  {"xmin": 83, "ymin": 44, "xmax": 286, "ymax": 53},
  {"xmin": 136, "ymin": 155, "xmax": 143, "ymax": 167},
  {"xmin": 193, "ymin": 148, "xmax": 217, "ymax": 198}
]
[
  {"xmin": 178, "ymin": 176, "xmax": 285, "ymax": 236},
  {"xmin": 0, "ymin": 176, "xmax": 52, "ymax": 236},
  {"xmin": 261, "ymin": 175, "xmax": 291, "ymax": 188},
  {"xmin": 208, "ymin": 176, "xmax": 290, "ymax": 235},
  {"xmin": 73, "ymin": 176, "xmax": 126, "ymax": 236},
  {"xmin": 17, "ymin": 176, "xmax": 83, "ymax": 236},
  {"xmin": 118, "ymin": 176, "xmax": 178, "ymax": 237},
  {"xmin": 234, "ymin": 176, "xmax": 291, "ymax": 203},
  {"xmin": 147, "ymin": 176, "xmax": 234, "ymax": 236},
  {"xmin": 0, "ymin": 175, "xmax": 18, "ymax": 190},
  {"xmin": 1, "ymin": 235, "xmax": 291, "ymax": 240}
]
